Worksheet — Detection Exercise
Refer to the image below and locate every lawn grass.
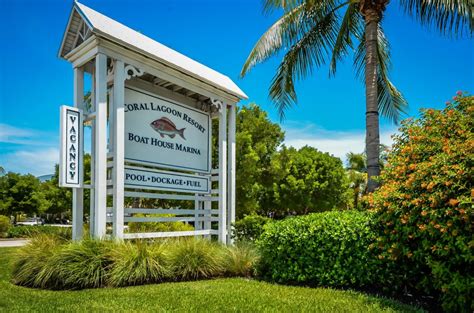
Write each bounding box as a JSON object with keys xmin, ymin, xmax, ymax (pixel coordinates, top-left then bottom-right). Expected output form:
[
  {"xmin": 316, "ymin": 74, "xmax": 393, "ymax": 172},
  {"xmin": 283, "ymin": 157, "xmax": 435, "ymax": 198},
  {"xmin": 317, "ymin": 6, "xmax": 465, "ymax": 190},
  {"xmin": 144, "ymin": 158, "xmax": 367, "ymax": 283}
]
[{"xmin": 0, "ymin": 247, "xmax": 423, "ymax": 312}]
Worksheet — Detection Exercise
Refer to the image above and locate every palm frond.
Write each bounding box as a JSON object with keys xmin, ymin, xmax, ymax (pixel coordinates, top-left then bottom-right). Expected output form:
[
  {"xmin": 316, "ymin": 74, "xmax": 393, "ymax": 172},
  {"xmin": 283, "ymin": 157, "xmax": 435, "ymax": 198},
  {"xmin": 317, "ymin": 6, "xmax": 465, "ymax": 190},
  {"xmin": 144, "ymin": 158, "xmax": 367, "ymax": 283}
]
[
  {"xmin": 241, "ymin": 4, "xmax": 306, "ymax": 77},
  {"xmin": 329, "ymin": 3, "xmax": 363, "ymax": 75},
  {"xmin": 262, "ymin": 0, "xmax": 302, "ymax": 13},
  {"xmin": 270, "ymin": 10, "xmax": 340, "ymax": 119},
  {"xmin": 353, "ymin": 26, "xmax": 408, "ymax": 124},
  {"xmin": 398, "ymin": 0, "xmax": 473, "ymax": 36}
]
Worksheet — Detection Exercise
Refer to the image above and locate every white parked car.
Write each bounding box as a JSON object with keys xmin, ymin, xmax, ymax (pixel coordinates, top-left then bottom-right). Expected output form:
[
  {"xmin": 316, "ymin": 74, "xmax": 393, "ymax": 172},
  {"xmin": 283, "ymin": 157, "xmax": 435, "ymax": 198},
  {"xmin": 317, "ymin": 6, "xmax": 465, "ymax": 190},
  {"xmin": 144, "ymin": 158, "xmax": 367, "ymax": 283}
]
[{"xmin": 16, "ymin": 218, "xmax": 44, "ymax": 226}]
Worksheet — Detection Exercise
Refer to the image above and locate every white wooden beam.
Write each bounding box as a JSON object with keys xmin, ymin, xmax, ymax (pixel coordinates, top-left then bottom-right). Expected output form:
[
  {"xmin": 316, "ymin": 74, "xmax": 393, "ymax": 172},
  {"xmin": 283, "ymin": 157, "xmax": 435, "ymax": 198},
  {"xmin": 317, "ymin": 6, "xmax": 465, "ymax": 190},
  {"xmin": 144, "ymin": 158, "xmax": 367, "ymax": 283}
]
[
  {"xmin": 72, "ymin": 67, "xmax": 84, "ymax": 241},
  {"xmin": 93, "ymin": 53, "xmax": 108, "ymax": 238},
  {"xmin": 112, "ymin": 60, "xmax": 125, "ymax": 239},
  {"xmin": 97, "ymin": 43, "xmax": 240, "ymax": 104},
  {"xmin": 218, "ymin": 102, "xmax": 227, "ymax": 244},
  {"xmin": 89, "ymin": 67, "xmax": 96, "ymax": 236},
  {"xmin": 227, "ymin": 104, "xmax": 237, "ymax": 244}
]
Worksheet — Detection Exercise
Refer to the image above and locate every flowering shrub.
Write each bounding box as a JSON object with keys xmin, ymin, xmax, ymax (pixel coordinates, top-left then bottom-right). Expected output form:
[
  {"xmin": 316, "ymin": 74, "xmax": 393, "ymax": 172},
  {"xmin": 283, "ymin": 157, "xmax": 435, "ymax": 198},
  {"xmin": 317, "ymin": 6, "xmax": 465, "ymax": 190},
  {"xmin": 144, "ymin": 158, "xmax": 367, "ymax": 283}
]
[{"xmin": 370, "ymin": 92, "xmax": 473, "ymax": 312}]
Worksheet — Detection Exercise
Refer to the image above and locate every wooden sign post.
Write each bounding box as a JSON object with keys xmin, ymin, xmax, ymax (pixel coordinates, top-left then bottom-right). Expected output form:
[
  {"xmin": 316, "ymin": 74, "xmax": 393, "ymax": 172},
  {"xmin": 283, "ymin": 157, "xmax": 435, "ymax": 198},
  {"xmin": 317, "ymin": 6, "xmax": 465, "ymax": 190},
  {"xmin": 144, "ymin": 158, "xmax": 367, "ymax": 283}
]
[{"xmin": 58, "ymin": 2, "xmax": 246, "ymax": 244}]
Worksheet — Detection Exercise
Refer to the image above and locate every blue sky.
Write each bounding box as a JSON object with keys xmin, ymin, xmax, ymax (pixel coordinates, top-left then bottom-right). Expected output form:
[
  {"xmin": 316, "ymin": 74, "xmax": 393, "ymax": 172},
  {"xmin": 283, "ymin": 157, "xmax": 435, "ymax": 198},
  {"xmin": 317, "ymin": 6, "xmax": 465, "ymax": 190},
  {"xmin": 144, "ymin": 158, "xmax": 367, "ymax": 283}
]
[{"xmin": 0, "ymin": 0, "xmax": 472, "ymax": 176}]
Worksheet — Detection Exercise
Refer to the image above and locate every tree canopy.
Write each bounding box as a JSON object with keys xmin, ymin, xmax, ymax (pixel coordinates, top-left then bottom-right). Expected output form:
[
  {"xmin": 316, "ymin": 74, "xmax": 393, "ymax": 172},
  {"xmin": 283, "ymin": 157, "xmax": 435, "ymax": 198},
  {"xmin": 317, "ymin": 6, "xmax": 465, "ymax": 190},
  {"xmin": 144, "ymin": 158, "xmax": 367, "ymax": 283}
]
[{"xmin": 0, "ymin": 172, "xmax": 48, "ymax": 217}]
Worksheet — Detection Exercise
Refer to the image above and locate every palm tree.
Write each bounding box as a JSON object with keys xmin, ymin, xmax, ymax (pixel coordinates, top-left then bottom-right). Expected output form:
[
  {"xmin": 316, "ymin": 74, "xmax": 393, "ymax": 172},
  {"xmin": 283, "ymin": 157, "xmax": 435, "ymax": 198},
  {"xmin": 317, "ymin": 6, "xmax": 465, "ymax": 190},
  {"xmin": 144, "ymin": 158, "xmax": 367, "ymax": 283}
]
[
  {"xmin": 346, "ymin": 152, "xmax": 367, "ymax": 209},
  {"xmin": 241, "ymin": 0, "xmax": 472, "ymax": 192}
]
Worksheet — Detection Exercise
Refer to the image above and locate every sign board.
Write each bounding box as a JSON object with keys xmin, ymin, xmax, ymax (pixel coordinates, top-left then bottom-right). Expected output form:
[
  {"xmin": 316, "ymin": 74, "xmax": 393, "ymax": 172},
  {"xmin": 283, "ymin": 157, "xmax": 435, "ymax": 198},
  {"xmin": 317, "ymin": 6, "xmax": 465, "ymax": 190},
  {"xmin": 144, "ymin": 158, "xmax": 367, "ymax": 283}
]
[
  {"xmin": 59, "ymin": 105, "xmax": 83, "ymax": 188},
  {"xmin": 124, "ymin": 166, "xmax": 210, "ymax": 194},
  {"xmin": 124, "ymin": 87, "xmax": 211, "ymax": 173}
]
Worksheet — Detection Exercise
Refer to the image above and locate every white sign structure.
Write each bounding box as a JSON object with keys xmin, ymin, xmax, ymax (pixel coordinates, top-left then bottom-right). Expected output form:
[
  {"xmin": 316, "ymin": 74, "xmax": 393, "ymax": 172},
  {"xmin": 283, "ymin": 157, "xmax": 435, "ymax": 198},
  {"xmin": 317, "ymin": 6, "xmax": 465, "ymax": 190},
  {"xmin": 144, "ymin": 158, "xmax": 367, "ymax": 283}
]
[
  {"xmin": 124, "ymin": 87, "xmax": 211, "ymax": 173},
  {"xmin": 59, "ymin": 105, "xmax": 82, "ymax": 188},
  {"xmin": 58, "ymin": 1, "xmax": 247, "ymax": 244},
  {"xmin": 125, "ymin": 167, "xmax": 210, "ymax": 194}
]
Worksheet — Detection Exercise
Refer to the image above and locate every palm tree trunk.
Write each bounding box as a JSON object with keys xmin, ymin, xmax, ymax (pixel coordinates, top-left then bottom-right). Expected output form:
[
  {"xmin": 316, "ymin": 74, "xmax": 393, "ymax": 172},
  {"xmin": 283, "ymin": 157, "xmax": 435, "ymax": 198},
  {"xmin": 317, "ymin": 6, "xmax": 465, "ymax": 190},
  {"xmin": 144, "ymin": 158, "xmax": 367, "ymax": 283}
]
[{"xmin": 364, "ymin": 10, "xmax": 381, "ymax": 192}]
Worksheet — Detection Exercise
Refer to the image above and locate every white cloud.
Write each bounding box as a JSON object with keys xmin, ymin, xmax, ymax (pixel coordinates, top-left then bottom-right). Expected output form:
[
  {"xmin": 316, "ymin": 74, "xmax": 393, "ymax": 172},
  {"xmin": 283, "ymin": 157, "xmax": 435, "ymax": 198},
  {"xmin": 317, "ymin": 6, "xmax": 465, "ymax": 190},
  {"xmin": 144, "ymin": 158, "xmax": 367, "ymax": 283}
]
[
  {"xmin": 0, "ymin": 123, "xmax": 57, "ymax": 146},
  {"xmin": 283, "ymin": 121, "xmax": 398, "ymax": 164},
  {"xmin": 2, "ymin": 148, "xmax": 59, "ymax": 176},
  {"xmin": 0, "ymin": 123, "xmax": 59, "ymax": 176}
]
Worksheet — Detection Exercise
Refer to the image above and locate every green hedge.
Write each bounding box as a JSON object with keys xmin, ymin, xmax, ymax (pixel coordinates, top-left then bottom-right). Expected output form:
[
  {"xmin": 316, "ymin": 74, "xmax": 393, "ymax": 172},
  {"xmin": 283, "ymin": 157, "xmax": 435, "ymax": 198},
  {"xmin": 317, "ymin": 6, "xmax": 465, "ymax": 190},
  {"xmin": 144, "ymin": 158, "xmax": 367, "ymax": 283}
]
[
  {"xmin": 12, "ymin": 237, "xmax": 259, "ymax": 290},
  {"xmin": 257, "ymin": 211, "xmax": 377, "ymax": 288},
  {"xmin": 7, "ymin": 225, "xmax": 72, "ymax": 239}
]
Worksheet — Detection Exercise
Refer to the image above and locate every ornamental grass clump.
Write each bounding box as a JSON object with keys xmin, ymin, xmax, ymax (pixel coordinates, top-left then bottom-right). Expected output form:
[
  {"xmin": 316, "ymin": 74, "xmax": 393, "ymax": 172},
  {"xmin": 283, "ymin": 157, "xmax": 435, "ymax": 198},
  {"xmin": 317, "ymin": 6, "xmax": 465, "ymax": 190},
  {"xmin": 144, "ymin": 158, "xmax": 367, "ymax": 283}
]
[
  {"xmin": 168, "ymin": 238, "xmax": 226, "ymax": 280},
  {"xmin": 11, "ymin": 236, "xmax": 260, "ymax": 290},
  {"xmin": 42, "ymin": 239, "xmax": 115, "ymax": 289},
  {"xmin": 108, "ymin": 240, "xmax": 170, "ymax": 287},
  {"xmin": 222, "ymin": 242, "xmax": 259, "ymax": 277},
  {"xmin": 11, "ymin": 235, "xmax": 64, "ymax": 287}
]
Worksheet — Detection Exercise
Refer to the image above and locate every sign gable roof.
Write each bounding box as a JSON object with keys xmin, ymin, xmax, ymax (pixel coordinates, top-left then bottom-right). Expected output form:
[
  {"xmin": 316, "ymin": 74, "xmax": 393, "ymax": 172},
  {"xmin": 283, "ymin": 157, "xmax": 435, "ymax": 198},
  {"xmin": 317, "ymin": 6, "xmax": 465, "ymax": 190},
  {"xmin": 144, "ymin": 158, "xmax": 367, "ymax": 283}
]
[{"xmin": 59, "ymin": 1, "xmax": 247, "ymax": 100}]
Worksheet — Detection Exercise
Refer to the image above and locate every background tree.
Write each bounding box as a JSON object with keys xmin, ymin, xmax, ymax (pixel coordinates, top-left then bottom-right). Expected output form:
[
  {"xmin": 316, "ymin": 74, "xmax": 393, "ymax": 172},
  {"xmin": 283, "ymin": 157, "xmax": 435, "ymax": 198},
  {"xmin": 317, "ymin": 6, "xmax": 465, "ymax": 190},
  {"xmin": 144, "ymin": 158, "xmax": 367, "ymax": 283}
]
[
  {"xmin": 42, "ymin": 165, "xmax": 72, "ymax": 218},
  {"xmin": 42, "ymin": 154, "xmax": 91, "ymax": 220},
  {"xmin": 0, "ymin": 172, "xmax": 48, "ymax": 221},
  {"xmin": 268, "ymin": 146, "xmax": 349, "ymax": 216},
  {"xmin": 346, "ymin": 152, "xmax": 367, "ymax": 209},
  {"xmin": 345, "ymin": 146, "xmax": 389, "ymax": 208},
  {"xmin": 235, "ymin": 104, "xmax": 285, "ymax": 217},
  {"xmin": 241, "ymin": 0, "xmax": 472, "ymax": 192}
]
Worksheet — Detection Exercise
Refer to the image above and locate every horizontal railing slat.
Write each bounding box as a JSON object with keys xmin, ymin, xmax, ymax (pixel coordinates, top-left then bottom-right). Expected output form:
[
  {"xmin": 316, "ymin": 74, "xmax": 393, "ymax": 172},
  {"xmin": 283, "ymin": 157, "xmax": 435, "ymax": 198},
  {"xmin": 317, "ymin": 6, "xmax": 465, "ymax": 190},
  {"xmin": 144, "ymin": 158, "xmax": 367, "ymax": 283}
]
[
  {"xmin": 123, "ymin": 229, "xmax": 218, "ymax": 239},
  {"xmin": 125, "ymin": 216, "xmax": 219, "ymax": 223}
]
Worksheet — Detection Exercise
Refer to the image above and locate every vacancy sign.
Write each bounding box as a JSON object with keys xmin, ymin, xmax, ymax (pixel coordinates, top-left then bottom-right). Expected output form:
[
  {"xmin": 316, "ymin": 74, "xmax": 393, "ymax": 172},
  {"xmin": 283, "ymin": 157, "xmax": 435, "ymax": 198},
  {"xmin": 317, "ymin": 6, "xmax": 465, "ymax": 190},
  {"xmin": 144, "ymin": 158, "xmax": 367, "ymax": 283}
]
[{"xmin": 59, "ymin": 105, "xmax": 83, "ymax": 188}]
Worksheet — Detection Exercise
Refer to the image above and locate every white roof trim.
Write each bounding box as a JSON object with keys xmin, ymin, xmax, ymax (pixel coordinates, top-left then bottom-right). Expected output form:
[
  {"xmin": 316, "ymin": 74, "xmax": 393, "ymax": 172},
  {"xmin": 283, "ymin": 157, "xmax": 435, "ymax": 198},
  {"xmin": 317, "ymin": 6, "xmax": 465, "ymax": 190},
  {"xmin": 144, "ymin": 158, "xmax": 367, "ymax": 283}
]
[{"xmin": 61, "ymin": 1, "xmax": 247, "ymax": 100}]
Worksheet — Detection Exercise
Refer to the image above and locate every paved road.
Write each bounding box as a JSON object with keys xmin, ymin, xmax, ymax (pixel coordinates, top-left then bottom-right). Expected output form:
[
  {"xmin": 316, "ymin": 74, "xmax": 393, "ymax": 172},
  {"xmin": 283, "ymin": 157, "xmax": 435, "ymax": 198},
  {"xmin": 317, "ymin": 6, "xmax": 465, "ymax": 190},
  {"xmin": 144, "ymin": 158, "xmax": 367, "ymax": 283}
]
[{"xmin": 0, "ymin": 239, "xmax": 29, "ymax": 247}]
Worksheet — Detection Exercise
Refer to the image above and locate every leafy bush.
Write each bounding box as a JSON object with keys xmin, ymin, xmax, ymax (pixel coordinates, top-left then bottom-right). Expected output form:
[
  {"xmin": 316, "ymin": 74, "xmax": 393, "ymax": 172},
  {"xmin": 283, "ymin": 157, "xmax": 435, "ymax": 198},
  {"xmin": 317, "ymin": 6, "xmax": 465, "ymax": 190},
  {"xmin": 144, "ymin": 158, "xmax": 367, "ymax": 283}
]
[
  {"xmin": 168, "ymin": 238, "xmax": 225, "ymax": 280},
  {"xmin": 370, "ymin": 92, "xmax": 473, "ymax": 312},
  {"xmin": 0, "ymin": 215, "xmax": 11, "ymax": 237},
  {"xmin": 11, "ymin": 237, "xmax": 260, "ymax": 290},
  {"xmin": 257, "ymin": 211, "xmax": 377, "ymax": 287},
  {"xmin": 7, "ymin": 225, "xmax": 72, "ymax": 239},
  {"xmin": 108, "ymin": 240, "xmax": 170, "ymax": 286},
  {"xmin": 127, "ymin": 214, "xmax": 194, "ymax": 233},
  {"xmin": 232, "ymin": 214, "xmax": 271, "ymax": 242}
]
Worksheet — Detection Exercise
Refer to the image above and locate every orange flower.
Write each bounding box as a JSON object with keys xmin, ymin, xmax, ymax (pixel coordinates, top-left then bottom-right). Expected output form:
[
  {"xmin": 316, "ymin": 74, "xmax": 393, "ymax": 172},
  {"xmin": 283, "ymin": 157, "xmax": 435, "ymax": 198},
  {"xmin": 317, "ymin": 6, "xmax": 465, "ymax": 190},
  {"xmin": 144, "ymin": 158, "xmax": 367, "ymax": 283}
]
[
  {"xmin": 426, "ymin": 182, "xmax": 435, "ymax": 191},
  {"xmin": 448, "ymin": 199, "xmax": 459, "ymax": 206}
]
